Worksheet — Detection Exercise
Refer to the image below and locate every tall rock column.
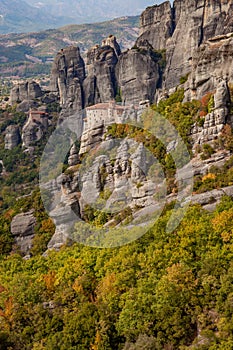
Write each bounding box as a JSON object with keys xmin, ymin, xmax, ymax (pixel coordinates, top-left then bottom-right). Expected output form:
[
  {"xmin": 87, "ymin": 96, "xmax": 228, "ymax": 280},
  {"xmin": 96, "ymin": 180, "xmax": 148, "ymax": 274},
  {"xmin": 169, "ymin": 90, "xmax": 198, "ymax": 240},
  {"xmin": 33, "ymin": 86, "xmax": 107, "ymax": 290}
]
[
  {"xmin": 50, "ymin": 46, "xmax": 85, "ymax": 112},
  {"xmin": 83, "ymin": 35, "xmax": 120, "ymax": 107},
  {"xmin": 4, "ymin": 125, "xmax": 21, "ymax": 150}
]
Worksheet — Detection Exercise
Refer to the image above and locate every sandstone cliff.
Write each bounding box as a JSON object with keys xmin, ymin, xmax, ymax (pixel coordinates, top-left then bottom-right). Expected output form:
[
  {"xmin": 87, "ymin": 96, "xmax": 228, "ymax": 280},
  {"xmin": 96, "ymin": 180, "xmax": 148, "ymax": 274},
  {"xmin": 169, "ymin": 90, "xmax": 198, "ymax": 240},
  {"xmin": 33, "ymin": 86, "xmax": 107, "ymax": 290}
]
[
  {"xmin": 185, "ymin": 34, "xmax": 233, "ymax": 101},
  {"xmin": 11, "ymin": 211, "xmax": 36, "ymax": 255},
  {"xmin": 136, "ymin": 0, "xmax": 233, "ymax": 90},
  {"xmin": 136, "ymin": 1, "xmax": 174, "ymax": 50},
  {"xmin": 165, "ymin": 0, "xmax": 233, "ymax": 88},
  {"xmin": 10, "ymin": 81, "xmax": 43, "ymax": 104},
  {"xmin": 116, "ymin": 47, "xmax": 160, "ymax": 104},
  {"xmin": 4, "ymin": 125, "xmax": 21, "ymax": 150},
  {"xmin": 47, "ymin": 1, "xmax": 233, "ymax": 109},
  {"xmin": 50, "ymin": 46, "xmax": 85, "ymax": 111},
  {"xmin": 84, "ymin": 41, "xmax": 119, "ymax": 106}
]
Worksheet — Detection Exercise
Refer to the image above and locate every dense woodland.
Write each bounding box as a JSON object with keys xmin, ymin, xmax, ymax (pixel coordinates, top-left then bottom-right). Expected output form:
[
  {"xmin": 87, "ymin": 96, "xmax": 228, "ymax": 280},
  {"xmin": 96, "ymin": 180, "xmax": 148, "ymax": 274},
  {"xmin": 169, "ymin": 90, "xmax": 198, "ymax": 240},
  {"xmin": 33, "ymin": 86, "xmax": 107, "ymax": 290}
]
[{"xmin": 1, "ymin": 200, "xmax": 233, "ymax": 349}]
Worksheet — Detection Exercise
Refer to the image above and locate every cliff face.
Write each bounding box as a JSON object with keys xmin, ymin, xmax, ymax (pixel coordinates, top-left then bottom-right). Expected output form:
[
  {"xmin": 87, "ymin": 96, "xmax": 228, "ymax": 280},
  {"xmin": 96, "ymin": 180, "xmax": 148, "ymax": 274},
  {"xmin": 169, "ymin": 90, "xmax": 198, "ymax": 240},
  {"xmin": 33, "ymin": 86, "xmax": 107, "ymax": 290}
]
[
  {"xmin": 10, "ymin": 81, "xmax": 43, "ymax": 105},
  {"xmin": 50, "ymin": 35, "xmax": 161, "ymax": 112},
  {"xmin": 51, "ymin": 37, "xmax": 121, "ymax": 113},
  {"xmin": 49, "ymin": 0, "xmax": 233, "ymax": 109},
  {"xmin": 135, "ymin": 0, "xmax": 233, "ymax": 89},
  {"xmin": 185, "ymin": 34, "xmax": 233, "ymax": 101},
  {"xmin": 4, "ymin": 125, "xmax": 21, "ymax": 150},
  {"xmin": 84, "ymin": 42, "xmax": 119, "ymax": 107},
  {"xmin": 116, "ymin": 48, "xmax": 160, "ymax": 105},
  {"xmin": 164, "ymin": 0, "xmax": 233, "ymax": 88},
  {"xmin": 136, "ymin": 1, "xmax": 174, "ymax": 50},
  {"xmin": 50, "ymin": 46, "xmax": 85, "ymax": 111}
]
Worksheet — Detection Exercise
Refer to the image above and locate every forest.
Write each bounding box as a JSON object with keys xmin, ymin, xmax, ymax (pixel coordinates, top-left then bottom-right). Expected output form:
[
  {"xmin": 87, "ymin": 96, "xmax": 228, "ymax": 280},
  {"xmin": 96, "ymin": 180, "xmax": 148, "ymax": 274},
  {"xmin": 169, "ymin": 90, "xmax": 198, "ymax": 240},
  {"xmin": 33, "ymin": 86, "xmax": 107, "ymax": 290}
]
[{"xmin": 1, "ymin": 199, "xmax": 233, "ymax": 349}]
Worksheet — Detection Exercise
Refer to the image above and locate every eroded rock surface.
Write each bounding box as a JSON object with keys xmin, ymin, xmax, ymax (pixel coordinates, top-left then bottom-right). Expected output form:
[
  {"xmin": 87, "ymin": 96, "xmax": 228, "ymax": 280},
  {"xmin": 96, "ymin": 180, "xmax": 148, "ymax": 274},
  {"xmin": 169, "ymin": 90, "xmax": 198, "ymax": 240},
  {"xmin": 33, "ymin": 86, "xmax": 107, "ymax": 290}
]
[
  {"xmin": 116, "ymin": 48, "xmax": 160, "ymax": 105},
  {"xmin": 136, "ymin": 1, "xmax": 174, "ymax": 50},
  {"xmin": 185, "ymin": 35, "xmax": 233, "ymax": 101},
  {"xmin": 191, "ymin": 80, "xmax": 231, "ymax": 146},
  {"xmin": 50, "ymin": 46, "xmax": 85, "ymax": 111},
  {"xmin": 4, "ymin": 125, "xmax": 21, "ymax": 150},
  {"xmin": 10, "ymin": 81, "xmax": 43, "ymax": 105},
  {"xmin": 84, "ymin": 40, "xmax": 119, "ymax": 106},
  {"xmin": 11, "ymin": 211, "xmax": 36, "ymax": 255},
  {"xmin": 22, "ymin": 111, "xmax": 48, "ymax": 148}
]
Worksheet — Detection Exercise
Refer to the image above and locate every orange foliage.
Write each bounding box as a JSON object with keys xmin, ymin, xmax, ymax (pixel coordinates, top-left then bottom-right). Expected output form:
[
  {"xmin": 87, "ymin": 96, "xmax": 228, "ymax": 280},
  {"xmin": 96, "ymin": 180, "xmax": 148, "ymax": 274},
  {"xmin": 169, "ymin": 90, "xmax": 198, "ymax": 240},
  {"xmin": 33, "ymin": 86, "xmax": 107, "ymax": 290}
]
[
  {"xmin": 43, "ymin": 270, "xmax": 56, "ymax": 293},
  {"xmin": 39, "ymin": 218, "xmax": 55, "ymax": 234},
  {"xmin": 199, "ymin": 91, "xmax": 214, "ymax": 117},
  {"xmin": 3, "ymin": 209, "xmax": 15, "ymax": 220}
]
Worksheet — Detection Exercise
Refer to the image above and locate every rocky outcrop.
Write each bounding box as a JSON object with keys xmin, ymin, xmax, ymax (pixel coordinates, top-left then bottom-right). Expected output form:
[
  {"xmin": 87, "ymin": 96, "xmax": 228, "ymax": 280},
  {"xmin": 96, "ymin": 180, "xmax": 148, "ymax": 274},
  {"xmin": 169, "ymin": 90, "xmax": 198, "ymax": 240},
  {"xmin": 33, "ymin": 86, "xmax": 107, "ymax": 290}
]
[
  {"xmin": 136, "ymin": 1, "xmax": 174, "ymax": 50},
  {"xmin": 22, "ymin": 111, "xmax": 49, "ymax": 148},
  {"xmin": 68, "ymin": 144, "xmax": 80, "ymax": 167},
  {"xmin": 116, "ymin": 48, "xmax": 160, "ymax": 105},
  {"xmin": 10, "ymin": 81, "xmax": 43, "ymax": 105},
  {"xmin": 166, "ymin": 0, "xmax": 233, "ymax": 89},
  {"xmin": 101, "ymin": 35, "xmax": 121, "ymax": 57},
  {"xmin": 47, "ymin": 196, "xmax": 81, "ymax": 250},
  {"xmin": 80, "ymin": 123, "xmax": 104, "ymax": 155},
  {"xmin": 185, "ymin": 185, "xmax": 233, "ymax": 212},
  {"xmin": 84, "ymin": 38, "xmax": 119, "ymax": 107},
  {"xmin": 46, "ymin": 0, "xmax": 233, "ymax": 114},
  {"xmin": 185, "ymin": 35, "xmax": 233, "ymax": 101},
  {"xmin": 135, "ymin": 0, "xmax": 233, "ymax": 90},
  {"xmin": 46, "ymin": 173, "xmax": 81, "ymax": 250},
  {"xmin": 50, "ymin": 38, "xmax": 121, "ymax": 113},
  {"xmin": 4, "ymin": 125, "xmax": 21, "ymax": 150},
  {"xmin": 11, "ymin": 211, "xmax": 36, "ymax": 255},
  {"xmin": 191, "ymin": 80, "xmax": 230, "ymax": 146},
  {"xmin": 50, "ymin": 46, "xmax": 85, "ymax": 111},
  {"xmin": 78, "ymin": 137, "xmax": 160, "ymax": 216}
]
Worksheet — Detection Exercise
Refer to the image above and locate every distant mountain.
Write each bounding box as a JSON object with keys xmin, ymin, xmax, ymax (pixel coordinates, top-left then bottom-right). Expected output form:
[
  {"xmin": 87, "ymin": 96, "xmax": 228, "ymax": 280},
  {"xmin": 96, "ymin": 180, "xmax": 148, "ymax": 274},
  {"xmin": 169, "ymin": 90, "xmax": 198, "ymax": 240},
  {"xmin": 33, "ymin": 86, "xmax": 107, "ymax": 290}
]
[
  {"xmin": 0, "ymin": 0, "xmax": 163, "ymax": 34},
  {"xmin": 0, "ymin": 16, "xmax": 139, "ymax": 78},
  {"xmin": 25, "ymin": 0, "xmax": 161, "ymax": 20},
  {"xmin": 0, "ymin": 0, "xmax": 62, "ymax": 34}
]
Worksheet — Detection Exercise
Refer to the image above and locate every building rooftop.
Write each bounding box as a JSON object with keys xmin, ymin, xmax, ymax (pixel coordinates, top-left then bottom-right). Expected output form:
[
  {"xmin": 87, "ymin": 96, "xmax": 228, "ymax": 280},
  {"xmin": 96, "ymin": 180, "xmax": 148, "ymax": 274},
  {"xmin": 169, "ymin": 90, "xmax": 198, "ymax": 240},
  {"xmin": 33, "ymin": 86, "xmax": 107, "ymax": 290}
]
[{"xmin": 86, "ymin": 102, "xmax": 139, "ymax": 111}]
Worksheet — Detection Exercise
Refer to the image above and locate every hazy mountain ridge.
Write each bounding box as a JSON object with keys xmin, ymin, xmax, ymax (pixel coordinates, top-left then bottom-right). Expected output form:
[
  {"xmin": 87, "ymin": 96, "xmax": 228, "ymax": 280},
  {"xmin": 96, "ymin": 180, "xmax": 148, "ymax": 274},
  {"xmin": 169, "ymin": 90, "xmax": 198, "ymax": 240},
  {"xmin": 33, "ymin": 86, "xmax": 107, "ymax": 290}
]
[
  {"xmin": 0, "ymin": 0, "xmax": 162, "ymax": 34},
  {"xmin": 0, "ymin": 16, "xmax": 139, "ymax": 78},
  {"xmin": 0, "ymin": 0, "xmax": 64, "ymax": 34}
]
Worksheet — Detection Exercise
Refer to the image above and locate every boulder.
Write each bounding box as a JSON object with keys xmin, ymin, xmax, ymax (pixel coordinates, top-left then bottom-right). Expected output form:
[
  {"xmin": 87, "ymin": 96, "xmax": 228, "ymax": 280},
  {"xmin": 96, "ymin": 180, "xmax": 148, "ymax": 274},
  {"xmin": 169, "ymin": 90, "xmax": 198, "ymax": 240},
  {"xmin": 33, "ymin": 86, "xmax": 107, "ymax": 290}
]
[
  {"xmin": 4, "ymin": 125, "xmax": 21, "ymax": 150},
  {"xmin": 11, "ymin": 211, "xmax": 36, "ymax": 255},
  {"xmin": 10, "ymin": 81, "xmax": 43, "ymax": 105},
  {"xmin": 11, "ymin": 211, "xmax": 36, "ymax": 237}
]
